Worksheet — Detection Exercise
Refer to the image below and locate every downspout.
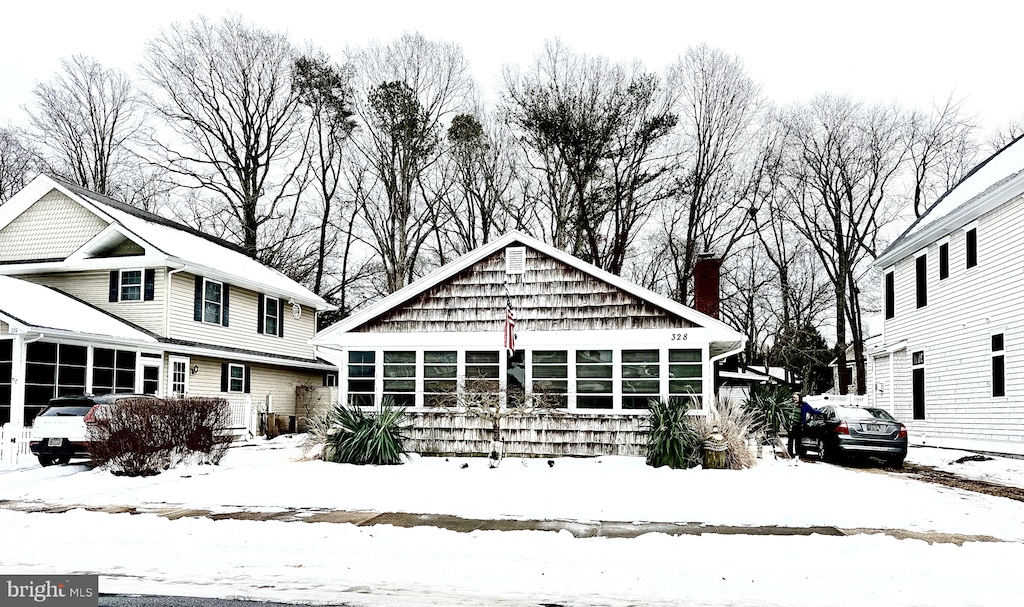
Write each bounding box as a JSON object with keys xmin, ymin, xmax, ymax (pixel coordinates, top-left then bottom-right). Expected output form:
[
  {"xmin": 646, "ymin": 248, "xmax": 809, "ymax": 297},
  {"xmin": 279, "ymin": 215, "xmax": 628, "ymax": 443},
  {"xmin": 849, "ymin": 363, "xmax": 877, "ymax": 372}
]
[
  {"xmin": 706, "ymin": 343, "xmax": 746, "ymax": 415},
  {"xmin": 165, "ymin": 265, "xmax": 188, "ymax": 339}
]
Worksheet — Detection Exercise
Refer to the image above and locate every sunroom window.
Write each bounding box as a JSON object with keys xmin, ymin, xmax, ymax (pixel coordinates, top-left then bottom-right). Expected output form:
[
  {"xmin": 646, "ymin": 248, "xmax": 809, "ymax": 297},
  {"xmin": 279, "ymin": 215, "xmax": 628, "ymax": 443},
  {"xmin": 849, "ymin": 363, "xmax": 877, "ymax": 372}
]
[
  {"xmin": 622, "ymin": 349, "xmax": 659, "ymax": 409},
  {"xmin": 576, "ymin": 349, "xmax": 612, "ymax": 409},
  {"xmin": 669, "ymin": 349, "xmax": 702, "ymax": 408}
]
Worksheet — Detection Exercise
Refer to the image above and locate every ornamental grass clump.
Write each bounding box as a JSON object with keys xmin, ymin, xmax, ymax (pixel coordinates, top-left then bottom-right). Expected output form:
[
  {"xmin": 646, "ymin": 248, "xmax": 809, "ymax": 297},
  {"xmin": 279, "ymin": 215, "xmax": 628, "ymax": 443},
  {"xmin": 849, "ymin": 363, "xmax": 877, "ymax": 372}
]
[
  {"xmin": 745, "ymin": 384, "xmax": 798, "ymax": 449},
  {"xmin": 643, "ymin": 397, "xmax": 701, "ymax": 469},
  {"xmin": 310, "ymin": 398, "xmax": 410, "ymax": 465},
  {"xmin": 643, "ymin": 396, "xmax": 758, "ymax": 470}
]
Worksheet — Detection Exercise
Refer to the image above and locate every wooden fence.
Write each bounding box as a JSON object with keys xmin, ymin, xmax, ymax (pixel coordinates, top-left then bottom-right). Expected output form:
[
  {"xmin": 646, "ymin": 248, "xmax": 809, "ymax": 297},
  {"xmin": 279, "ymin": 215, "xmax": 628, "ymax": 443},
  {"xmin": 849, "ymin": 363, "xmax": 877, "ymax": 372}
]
[{"xmin": 406, "ymin": 412, "xmax": 647, "ymax": 457}]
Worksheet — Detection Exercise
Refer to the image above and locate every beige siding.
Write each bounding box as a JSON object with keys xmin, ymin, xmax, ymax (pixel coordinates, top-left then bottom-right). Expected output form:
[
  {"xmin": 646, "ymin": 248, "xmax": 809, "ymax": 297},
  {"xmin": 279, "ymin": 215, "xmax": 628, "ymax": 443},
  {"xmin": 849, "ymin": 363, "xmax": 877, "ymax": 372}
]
[
  {"xmin": 171, "ymin": 354, "xmax": 321, "ymax": 411},
  {"xmin": 1, "ymin": 321, "xmax": 8, "ymax": 335},
  {"xmin": 20, "ymin": 270, "xmax": 166, "ymax": 335},
  {"xmin": 881, "ymin": 192, "xmax": 1024, "ymax": 446},
  {"xmin": 0, "ymin": 189, "xmax": 108, "ymax": 262},
  {"xmin": 167, "ymin": 272, "xmax": 319, "ymax": 360},
  {"xmin": 360, "ymin": 245, "xmax": 696, "ymax": 333}
]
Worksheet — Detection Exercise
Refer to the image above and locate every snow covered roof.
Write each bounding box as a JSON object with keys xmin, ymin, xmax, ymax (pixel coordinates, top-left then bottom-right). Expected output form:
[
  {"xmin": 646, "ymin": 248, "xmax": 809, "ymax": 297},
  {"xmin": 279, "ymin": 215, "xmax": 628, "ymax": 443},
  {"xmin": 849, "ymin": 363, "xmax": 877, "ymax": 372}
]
[
  {"xmin": 0, "ymin": 275, "xmax": 157, "ymax": 344},
  {"xmin": 314, "ymin": 231, "xmax": 746, "ymax": 355},
  {"xmin": 875, "ymin": 134, "xmax": 1024, "ymax": 268},
  {"xmin": 0, "ymin": 176, "xmax": 333, "ymax": 311}
]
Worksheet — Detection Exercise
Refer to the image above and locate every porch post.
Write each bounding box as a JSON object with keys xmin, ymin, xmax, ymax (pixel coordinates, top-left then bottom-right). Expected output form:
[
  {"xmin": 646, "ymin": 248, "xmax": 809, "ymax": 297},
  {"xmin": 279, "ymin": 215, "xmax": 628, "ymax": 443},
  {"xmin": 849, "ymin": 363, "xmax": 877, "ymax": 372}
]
[{"xmin": 9, "ymin": 333, "xmax": 26, "ymax": 427}]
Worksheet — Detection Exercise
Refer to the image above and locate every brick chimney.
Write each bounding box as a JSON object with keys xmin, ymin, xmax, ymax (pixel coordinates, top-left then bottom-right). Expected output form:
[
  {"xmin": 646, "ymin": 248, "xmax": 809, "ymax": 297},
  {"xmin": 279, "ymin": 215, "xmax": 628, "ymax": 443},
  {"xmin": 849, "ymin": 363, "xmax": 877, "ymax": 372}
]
[{"xmin": 693, "ymin": 256, "xmax": 722, "ymax": 319}]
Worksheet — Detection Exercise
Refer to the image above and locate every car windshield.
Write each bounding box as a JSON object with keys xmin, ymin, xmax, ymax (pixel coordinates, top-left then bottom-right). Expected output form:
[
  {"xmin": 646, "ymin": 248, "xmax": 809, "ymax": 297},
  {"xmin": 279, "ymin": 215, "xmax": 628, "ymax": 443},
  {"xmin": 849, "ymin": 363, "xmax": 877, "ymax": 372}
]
[
  {"xmin": 865, "ymin": 408, "xmax": 896, "ymax": 421},
  {"xmin": 39, "ymin": 404, "xmax": 94, "ymax": 417}
]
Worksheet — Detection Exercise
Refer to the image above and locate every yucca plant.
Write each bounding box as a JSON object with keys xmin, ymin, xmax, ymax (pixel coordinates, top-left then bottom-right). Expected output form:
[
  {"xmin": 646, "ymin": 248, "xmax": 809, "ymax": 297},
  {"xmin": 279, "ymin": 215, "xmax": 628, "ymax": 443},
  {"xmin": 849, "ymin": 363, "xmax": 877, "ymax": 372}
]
[
  {"xmin": 745, "ymin": 385, "xmax": 798, "ymax": 447},
  {"xmin": 643, "ymin": 396, "xmax": 701, "ymax": 469},
  {"xmin": 314, "ymin": 397, "xmax": 411, "ymax": 465}
]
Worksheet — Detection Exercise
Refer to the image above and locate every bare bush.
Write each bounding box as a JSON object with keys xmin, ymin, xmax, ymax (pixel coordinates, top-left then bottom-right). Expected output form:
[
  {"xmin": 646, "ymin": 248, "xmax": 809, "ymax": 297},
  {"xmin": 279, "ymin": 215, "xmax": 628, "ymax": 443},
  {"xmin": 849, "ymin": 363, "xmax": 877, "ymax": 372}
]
[{"xmin": 87, "ymin": 397, "xmax": 232, "ymax": 476}]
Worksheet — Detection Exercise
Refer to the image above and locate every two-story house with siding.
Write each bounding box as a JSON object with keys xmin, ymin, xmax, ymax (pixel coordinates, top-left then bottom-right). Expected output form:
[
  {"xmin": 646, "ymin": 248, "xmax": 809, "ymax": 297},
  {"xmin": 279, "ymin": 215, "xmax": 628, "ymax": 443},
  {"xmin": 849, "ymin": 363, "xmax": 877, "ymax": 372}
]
[
  {"xmin": 871, "ymin": 135, "xmax": 1024, "ymax": 456},
  {"xmin": 0, "ymin": 175, "xmax": 336, "ymax": 428}
]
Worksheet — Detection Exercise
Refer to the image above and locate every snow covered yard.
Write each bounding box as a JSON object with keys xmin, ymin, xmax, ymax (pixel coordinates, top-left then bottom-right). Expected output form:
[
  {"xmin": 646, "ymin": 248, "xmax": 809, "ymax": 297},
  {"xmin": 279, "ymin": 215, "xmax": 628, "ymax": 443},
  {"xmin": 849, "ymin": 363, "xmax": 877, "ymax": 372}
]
[{"xmin": 2, "ymin": 437, "xmax": 1023, "ymax": 606}]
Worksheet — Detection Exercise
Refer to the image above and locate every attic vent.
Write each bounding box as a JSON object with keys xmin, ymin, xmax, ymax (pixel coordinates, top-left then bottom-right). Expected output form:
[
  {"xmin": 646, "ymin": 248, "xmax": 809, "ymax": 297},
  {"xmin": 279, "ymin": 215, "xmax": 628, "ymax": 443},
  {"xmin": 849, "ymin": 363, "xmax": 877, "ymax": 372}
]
[{"xmin": 506, "ymin": 247, "xmax": 526, "ymax": 274}]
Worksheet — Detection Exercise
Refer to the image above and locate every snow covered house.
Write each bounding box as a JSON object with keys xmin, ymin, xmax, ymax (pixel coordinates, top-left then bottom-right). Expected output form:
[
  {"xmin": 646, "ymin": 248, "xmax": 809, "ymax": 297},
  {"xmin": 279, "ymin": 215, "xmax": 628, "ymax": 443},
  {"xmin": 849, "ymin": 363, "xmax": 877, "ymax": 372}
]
[
  {"xmin": 871, "ymin": 135, "xmax": 1024, "ymax": 455},
  {"xmin": 311, "ymin": 232, "xmax": 746, "ymax": 456},
  {"xmin": 0, "ymin": 175, "xmax": 335, "ymax": 428}
]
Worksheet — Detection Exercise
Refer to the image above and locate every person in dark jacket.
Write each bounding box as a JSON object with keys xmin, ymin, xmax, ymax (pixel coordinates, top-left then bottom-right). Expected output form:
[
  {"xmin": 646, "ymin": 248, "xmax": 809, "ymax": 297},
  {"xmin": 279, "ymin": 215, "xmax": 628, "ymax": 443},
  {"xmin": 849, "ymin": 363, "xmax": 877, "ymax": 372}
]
[{"xmin": 788, "ymin": 392, "xmax": 821, "ymax": 458}]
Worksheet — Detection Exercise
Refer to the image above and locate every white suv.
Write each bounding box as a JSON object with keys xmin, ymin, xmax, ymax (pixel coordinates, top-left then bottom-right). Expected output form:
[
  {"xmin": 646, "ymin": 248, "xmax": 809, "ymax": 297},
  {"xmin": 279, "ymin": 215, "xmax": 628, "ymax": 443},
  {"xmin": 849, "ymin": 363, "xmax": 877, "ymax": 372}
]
[{"xmin": 29, "ymin": 394, "xmax": 152, "ymax": 466}]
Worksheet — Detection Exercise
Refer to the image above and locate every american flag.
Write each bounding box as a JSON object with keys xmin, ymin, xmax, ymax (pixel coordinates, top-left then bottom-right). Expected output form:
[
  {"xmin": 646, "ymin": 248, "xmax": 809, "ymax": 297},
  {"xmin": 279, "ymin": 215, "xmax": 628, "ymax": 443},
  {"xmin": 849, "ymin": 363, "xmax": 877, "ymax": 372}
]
[{"xmin": 504, "ymin": 294, "xmax": 516, "ymax": 355}]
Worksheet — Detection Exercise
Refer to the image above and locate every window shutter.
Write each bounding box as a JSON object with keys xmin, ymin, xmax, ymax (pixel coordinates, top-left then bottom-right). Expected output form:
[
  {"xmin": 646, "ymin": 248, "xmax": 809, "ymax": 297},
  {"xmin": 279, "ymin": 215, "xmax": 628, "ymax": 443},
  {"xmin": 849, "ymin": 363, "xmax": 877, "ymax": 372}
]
[
  {"xmin": 109, "ymin": 271, "xmax": 119, "ymax": 302},
  {"xmin": 278, "ymin": 298, "xmax": 286, "ymax": 338},
  {"xmin": 144, "ymin": 269, "xmax": 156, "ymax": 301},
  {"xmin": 220, "ymin": 362, "xmax": 229, "ymax": 392},
  {"xmin": 222, "ymin": 284, "xmax": 230, "ymax": 326},
  {"xmin": 194, "ymin": 276, "xmax": 203, "ymax": 321},
  {"xmin": 257, "ymin": 295, "xmax": 265, "ymax": 334},
  {"xmin": 244, "ymin": 365, "xmax": 251, "ymax": 394}
]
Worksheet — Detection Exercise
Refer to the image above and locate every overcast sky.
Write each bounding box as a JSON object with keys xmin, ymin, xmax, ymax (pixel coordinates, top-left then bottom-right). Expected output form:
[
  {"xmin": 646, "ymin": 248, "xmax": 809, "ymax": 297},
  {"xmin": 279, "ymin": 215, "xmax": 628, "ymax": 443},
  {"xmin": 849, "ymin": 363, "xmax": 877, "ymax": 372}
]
[{"xmin": 2, "ymin": 0, "xmax": 1021, "ymax": 133}]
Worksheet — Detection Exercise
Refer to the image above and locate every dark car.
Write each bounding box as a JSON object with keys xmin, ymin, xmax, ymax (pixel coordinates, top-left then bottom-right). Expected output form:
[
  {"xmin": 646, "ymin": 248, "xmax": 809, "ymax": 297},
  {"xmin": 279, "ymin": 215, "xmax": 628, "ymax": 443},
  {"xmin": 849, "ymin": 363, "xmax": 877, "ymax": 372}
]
[
  {"xmin": 796, "ymin": 405, "xmax": 908, "ymax": 467},
  {"xmin": 29, "ymin": 394, "xmax": 153, "ymax": 466}
]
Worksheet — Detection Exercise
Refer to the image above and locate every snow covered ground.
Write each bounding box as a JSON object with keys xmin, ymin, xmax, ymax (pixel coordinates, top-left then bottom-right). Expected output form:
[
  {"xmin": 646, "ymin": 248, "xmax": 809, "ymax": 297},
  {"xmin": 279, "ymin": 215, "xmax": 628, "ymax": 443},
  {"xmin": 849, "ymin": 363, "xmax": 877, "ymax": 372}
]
[{"xmin": 2, "ymin": 437, "xmax": 1023, "ymax": 607}]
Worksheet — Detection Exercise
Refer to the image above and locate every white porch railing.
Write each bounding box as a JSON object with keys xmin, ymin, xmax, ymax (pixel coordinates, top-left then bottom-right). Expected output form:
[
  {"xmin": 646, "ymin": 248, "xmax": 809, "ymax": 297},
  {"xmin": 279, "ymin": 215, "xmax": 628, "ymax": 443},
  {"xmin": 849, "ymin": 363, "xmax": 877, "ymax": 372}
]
[
  {"xmin": 1, "ymin": 423, "xmax": 33, "ymax": 466},
  {"xmin": 226, "ymin": 395, "xmax": 258, "ymax": 441}
]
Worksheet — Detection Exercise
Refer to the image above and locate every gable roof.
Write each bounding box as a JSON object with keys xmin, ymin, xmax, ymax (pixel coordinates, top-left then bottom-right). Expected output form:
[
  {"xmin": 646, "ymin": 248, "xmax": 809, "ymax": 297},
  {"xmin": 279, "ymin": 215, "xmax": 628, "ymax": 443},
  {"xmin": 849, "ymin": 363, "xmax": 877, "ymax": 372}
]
[
  {"xmin": 875, "ymin": 134, "xmax": 1024, "ymax": 268},
  {"xmin": 313, "ymin": 231, "xmax": 745, "ymax": 354},
  {"xmin": 0, "ymin": 175, "xmax": 332, "ymax": 310},
  {"xmin": 0, "ymin": 275, "xmax": 157, "ymax": 344}
]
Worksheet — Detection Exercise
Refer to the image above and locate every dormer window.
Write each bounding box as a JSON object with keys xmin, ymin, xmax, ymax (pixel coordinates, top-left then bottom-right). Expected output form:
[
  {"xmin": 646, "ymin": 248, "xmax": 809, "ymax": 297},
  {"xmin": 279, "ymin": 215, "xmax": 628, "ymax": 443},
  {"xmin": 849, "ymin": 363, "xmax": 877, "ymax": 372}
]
[
  {"xmin": 120, "ymin": 270, "xmax": 142, "ymax": 301},
  {"xmin": 108, "ymin": 269, "xmax": 155, "ymax": 303}
]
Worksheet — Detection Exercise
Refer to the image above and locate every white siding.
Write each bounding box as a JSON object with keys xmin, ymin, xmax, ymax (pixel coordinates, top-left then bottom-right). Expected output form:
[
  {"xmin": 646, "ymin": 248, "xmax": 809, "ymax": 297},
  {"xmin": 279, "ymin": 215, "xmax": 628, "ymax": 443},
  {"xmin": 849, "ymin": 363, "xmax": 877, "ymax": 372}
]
[
  {"xmin": 166, "ymin": 272, "xmax": 319, "ymax": 360},
  {"xmin": 20, "ymin": 270, "xmax": 166, "ymax": 335},
  {"xmin": 0, "ymin": 189, "xmax": 107, "ymax": 262},
  {"xmin": 169, "ymin": 354, "xmax": 322, "ymax": 411},
  {"xmin": 879, "ymin": 192, "xmax": 1024, "ymax": 449}
]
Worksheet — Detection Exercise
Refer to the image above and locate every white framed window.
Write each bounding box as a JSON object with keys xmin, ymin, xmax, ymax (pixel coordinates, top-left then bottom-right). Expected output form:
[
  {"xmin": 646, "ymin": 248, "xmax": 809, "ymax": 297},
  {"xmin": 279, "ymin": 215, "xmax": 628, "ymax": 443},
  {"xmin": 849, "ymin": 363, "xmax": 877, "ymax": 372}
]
[
  {"xmin": 259, "ymin": 295, "xmax": 283, "ymax": 337},
  {"xmin": 576, "ymin": 349, "xmax": 613, "ymax": 410},
  {"xmin": 120, "ymin": 270, "xmax": 143, "ymax": 301},
  {"xmin": 992, "ymin": 333, "xmax": 1005, "ymax": 398},
  {"xmin": 227, "ymin": 363, "xmax": 245, "ymax": 393},
  {"xmin": 204, "ymin": 279, "xmax": 223, "ymax": 324}
]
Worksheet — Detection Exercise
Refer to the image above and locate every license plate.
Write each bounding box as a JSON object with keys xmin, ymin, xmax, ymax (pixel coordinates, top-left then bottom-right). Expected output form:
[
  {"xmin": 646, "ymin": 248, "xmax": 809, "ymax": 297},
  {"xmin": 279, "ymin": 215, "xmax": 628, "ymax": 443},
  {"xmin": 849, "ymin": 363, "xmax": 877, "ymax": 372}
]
[
  {"xmin": 47, "ymin": 438, "xmax": 63, "ymax": 447},
  {"xmin": 865, "ymin": 424, "xmax": 882, "ymax": 432}
]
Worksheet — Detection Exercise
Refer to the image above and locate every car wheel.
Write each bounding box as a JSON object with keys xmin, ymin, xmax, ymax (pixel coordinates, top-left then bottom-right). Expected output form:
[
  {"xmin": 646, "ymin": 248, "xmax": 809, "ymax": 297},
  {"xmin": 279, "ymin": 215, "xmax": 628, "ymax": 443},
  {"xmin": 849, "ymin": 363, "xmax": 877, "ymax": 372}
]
[
  {"xmin": 887, "ymin": 455, "xmax": 905, "ymax": 468},
  {"xmin": 37, "ymin": 455, "xmax": 54, "ymax": 467},
  {"xmin": 56, "ymin": 455, "xmax": 72, "ymax": 465}
]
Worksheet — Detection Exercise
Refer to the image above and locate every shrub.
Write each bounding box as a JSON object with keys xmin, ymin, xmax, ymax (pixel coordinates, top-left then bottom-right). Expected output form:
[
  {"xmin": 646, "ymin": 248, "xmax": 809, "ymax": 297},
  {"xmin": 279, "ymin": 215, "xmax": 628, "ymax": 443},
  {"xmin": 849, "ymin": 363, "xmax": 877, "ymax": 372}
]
[
  {"xmin": 311, "ymin": 398, "xmax": 410, "ymax": 465},
  {"xmin": 643, "ymin": 397, "xmax": 701, "ymax": 469},
  {"xmin": 746, "ymin": 385, "xmax": 798, "ymax": 445},
  {"xmin": 88, "ymin": 397, "xmax": 232, "ymax": 476},
  {"xmin": 644, "ymin": 396, "xmax": 758, "ymax": 470},
  {"xmin": 689, "ymin": 397, "xmax": 758, "ymax": 469}
]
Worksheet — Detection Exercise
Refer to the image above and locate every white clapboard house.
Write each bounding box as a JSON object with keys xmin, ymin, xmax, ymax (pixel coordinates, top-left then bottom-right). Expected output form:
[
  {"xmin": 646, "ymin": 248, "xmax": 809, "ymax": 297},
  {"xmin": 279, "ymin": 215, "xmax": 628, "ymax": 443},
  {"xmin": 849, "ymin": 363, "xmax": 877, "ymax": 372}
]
[
  {"xmin": 312, "ymin": 231, "xmax": 746, "ymax": 456},
  {"xmin": 0, "ymin": 175, "xmax": 335, "ymax": 430},
  {"xmin": 871, "ymin": 135, "xmax": 1024, "ymax": 455}
]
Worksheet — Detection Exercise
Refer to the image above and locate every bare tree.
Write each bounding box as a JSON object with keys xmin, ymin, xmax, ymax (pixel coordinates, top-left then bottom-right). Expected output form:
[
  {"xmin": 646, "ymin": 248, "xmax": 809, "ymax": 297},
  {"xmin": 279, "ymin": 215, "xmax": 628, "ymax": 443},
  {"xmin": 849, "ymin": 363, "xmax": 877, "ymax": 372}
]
[
  {"xmin": 657, "ymin": 44, "xmax": 762, "ymax": 304},
  {"xmin": 0, "ymin": 127, "xmax": 35, "ymax": 203},
  {"xmin": 22, "ymin": 55, "xmax": 145, "ymax": 199},
  {"xmin": 440, "ymin": 111, "xmax": 522, "ymax": 255},
  {"xmin": 989, "ymin": 114, "xmax": 1024, "ymax": 152},
  {"xmin": 140, "ymin": 15, "xmax": 305, "ymax": 260},
  {"xmin": 905, "ymin": 94, "xmax": 979, "ymax": 218},
  {"xmin": 348, "ymin": 32, "xmax": 472, "ymax": 294},
  {"xmin": 781, "ymin": 94, "xmax": 907, "ymax": 395},
  {"xmin": 291, "ymin": 52, "xmax": 357, "ymax": 296},
  {"xmin": 502, "ymin": 40, "xmax": 676, "ymax": 274}
]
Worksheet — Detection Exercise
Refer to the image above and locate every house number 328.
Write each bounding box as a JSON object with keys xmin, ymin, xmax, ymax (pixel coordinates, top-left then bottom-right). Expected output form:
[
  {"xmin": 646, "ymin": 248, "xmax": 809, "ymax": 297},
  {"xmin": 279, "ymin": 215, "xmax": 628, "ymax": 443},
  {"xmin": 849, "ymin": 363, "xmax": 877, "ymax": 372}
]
[{"xmin": 671, "ymin": 333, "xmax": 688, "ymax": 341}]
